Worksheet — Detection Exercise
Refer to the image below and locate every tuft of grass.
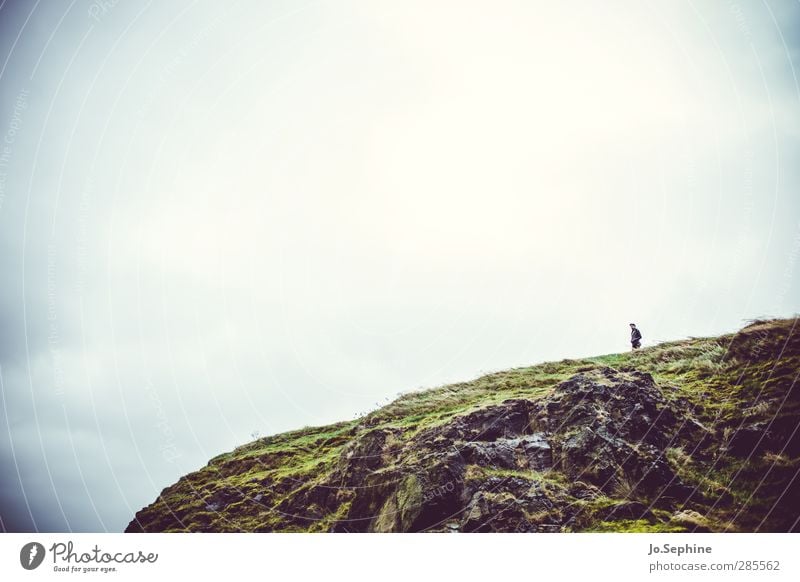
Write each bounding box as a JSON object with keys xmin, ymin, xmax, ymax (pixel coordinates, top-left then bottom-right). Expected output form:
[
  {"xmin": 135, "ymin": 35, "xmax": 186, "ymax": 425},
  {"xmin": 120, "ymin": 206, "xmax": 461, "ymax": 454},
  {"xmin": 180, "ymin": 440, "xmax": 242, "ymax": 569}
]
[{"xmin": 588, "ymin": 519, "xmax": 687, "ymax": 533}]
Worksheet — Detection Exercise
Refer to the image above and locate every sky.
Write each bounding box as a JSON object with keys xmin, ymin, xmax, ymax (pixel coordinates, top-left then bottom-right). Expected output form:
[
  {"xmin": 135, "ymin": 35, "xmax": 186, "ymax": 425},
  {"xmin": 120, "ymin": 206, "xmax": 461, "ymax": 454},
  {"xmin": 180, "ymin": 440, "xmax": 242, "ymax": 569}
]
[{"xmin": 0, "ymin": 0, "xmax": 798, "ymax": 533}]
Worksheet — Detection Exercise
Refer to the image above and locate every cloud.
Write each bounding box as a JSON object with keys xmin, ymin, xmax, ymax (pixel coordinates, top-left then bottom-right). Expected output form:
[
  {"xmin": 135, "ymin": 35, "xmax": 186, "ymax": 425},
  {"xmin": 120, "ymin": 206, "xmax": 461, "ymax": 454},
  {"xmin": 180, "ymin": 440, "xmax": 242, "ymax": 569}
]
[{"xmin": 1, "ymin": 0, "xmax": 799, "ymax": 532}]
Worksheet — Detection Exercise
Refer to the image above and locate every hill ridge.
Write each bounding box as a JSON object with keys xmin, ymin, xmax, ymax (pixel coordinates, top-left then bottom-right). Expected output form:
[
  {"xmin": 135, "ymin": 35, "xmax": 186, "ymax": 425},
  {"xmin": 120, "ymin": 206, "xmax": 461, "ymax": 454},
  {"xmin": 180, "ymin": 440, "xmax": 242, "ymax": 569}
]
[{"xmin": 126, "ymin": 317, "xmax": 800, "ymax": 533}]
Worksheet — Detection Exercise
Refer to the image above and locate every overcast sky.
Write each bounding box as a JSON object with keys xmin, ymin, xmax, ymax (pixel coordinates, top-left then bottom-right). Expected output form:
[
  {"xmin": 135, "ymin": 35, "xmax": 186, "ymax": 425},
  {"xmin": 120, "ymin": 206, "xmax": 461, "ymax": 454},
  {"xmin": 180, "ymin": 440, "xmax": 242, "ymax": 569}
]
[{"xmin": 1, "ymin": 0, "xmax": 798, "ymax": 533}]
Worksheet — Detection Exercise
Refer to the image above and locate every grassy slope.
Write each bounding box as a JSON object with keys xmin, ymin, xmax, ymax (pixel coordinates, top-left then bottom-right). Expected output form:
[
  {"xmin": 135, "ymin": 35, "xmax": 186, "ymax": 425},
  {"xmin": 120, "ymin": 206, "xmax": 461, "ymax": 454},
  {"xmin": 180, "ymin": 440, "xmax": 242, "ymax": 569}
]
[{"xmin": 131, "ymin": 317, "xmax": 800, "ymax": 532}]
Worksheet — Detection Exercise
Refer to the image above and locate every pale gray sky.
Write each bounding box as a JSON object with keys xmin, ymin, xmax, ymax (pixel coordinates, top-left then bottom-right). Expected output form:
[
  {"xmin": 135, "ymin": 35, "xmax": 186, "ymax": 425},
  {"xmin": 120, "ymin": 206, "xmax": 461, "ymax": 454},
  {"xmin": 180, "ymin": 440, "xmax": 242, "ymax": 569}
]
[{"xmin": 1, "ymin": 0, "xmax": 799, "ymax": 532}]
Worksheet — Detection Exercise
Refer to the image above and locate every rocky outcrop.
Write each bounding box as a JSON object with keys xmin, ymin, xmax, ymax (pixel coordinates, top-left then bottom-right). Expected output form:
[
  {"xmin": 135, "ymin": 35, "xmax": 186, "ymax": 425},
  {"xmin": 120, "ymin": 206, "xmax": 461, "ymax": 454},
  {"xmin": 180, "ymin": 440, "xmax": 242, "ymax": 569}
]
[
  {"xmin": 290, "ymin": 368, "xmax": 707, "ymax": 532},
  {"xmin": 536, "ymin": 369, "xmax": 701, "ymax": 503},
  {"xmin": 126, "ymin": 318, "xmax": 800, "ymax": 533}
]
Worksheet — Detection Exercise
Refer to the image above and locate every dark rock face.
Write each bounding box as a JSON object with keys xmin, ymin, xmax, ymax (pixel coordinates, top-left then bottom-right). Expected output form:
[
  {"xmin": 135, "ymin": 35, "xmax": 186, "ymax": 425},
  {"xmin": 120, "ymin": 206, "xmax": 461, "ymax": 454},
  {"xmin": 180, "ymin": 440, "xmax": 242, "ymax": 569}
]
[
  {"xmin": 203, "ymin": 488, "xmax": 244, "ymax": 512},
  {"xmin": 461, "ymin": 479, "xmax": 557, "ymax": 533},
  {"xmin": 422, "ymin": 398, "xmax": 535, "ymax": 444},
  {"xmin": 459, "ymin": 434, "xmax": 552, "ymax": 471},
  {"xmin": 533, "ymin": 369, "xmax": 697, "ymax": 501},
  {"xmin": 324, "ymin": 368, "xmax": 705, "ymax": 532}
]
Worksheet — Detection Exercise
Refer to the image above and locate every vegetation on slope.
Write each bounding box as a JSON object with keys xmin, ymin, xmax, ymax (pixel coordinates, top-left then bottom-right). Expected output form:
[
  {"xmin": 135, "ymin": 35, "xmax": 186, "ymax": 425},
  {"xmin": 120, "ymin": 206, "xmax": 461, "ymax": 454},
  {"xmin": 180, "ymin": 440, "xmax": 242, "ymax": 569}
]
[{"xmin": 126, "ymin": 318, "xmax": 800, "ymax": 533}]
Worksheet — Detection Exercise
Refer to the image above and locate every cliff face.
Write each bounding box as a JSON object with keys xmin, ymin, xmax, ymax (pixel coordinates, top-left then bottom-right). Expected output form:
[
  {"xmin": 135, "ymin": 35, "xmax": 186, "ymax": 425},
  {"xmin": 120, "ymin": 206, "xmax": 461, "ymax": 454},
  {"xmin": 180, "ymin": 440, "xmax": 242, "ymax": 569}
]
[{"xmin": 126, "ymin": 318, "xmax": 800, "ymax": 533}]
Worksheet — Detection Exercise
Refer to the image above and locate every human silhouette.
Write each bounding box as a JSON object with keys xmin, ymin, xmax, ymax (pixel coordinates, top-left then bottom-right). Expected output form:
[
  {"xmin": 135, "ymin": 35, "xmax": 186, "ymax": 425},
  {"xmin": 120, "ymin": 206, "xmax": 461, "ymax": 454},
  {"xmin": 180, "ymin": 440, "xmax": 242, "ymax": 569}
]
[{"xmin": 630, "ymin": 323, "xmax": 642, "ymax": 350}]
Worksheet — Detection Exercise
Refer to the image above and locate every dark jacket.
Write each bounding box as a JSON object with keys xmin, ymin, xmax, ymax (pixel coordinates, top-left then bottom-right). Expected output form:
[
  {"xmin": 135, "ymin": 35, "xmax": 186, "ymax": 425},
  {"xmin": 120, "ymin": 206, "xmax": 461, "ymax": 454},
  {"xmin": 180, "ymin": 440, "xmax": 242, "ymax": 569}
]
[{"xmin": 631, "ymin": 327, "xmax": 642, "ymax": 343}]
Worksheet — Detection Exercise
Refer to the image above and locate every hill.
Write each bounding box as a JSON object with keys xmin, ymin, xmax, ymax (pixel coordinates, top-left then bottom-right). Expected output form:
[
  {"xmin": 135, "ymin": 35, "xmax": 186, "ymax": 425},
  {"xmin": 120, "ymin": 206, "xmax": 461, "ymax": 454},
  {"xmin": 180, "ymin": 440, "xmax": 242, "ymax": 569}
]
[{"xmin": 126, "ymin": 318, "xmax": 800, "ymax": 533}]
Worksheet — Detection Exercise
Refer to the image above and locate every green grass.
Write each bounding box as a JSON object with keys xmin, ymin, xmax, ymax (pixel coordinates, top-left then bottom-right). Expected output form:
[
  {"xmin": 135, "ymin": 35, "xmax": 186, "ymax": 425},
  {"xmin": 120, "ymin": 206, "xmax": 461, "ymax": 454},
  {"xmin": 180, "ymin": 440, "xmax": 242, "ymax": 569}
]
[
  {"xmin": 587, "ymin": 519, "xmax": 688, "ymax": 533},
  {"xmin": 129, "ymin": 317, "xmax": 800, "ymax": 533}
]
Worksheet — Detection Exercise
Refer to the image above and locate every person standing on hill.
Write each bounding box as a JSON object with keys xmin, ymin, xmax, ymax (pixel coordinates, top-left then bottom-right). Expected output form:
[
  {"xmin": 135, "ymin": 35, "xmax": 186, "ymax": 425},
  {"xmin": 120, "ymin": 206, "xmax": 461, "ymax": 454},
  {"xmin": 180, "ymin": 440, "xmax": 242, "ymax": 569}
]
[{"xmin": 630, "ymin": 323, "xmax": 642, "ymax": 350}]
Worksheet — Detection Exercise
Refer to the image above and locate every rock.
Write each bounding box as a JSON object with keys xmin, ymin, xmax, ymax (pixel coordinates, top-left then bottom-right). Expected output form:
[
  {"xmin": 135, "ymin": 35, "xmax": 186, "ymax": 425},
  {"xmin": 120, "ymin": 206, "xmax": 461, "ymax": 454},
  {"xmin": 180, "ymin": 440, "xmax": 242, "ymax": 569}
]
[
  {"xmin": 457, "ymin": 433, "xmax": 552, "ymax": 472},
  {"xmin": 372, "ymin": 474, "xmax": 424, "ymax": 532},
  {"xmin": 203, "ymin": 487, "xmax": 243, "ymax": 512},
  {"xmin": 459, "ymin": 440, "xmax": 518, "ymax": 469},
  {"xmin": 671, "ymin": 510, "xmax": 712, "ymax": 532},
  {"xmin": 568, "ymin": 480, "xmax": 603, "ymax": 500},
  {"xmin": 536, "ymin": 368, "xmax": 689, "ymax": 498},
  {"xmin": 519, "ymin": 433, "xmax": 552, "ymax": 468},
  {"xmin": 424, "ymin": 399, "xmax": 534, "ymax": 444},
  {"xmin": 325, "ymin": 367, "xmax": 702, "ymax": 531}
]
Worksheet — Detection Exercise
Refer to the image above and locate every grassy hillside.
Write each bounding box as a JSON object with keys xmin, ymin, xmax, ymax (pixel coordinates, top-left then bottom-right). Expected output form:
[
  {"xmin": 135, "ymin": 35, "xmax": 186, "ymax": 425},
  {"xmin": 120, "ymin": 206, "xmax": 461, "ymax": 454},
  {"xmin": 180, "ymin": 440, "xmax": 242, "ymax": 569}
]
[{"xmin": 126, "ymin": 318, "xmax": 800, "ymax": 533}]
